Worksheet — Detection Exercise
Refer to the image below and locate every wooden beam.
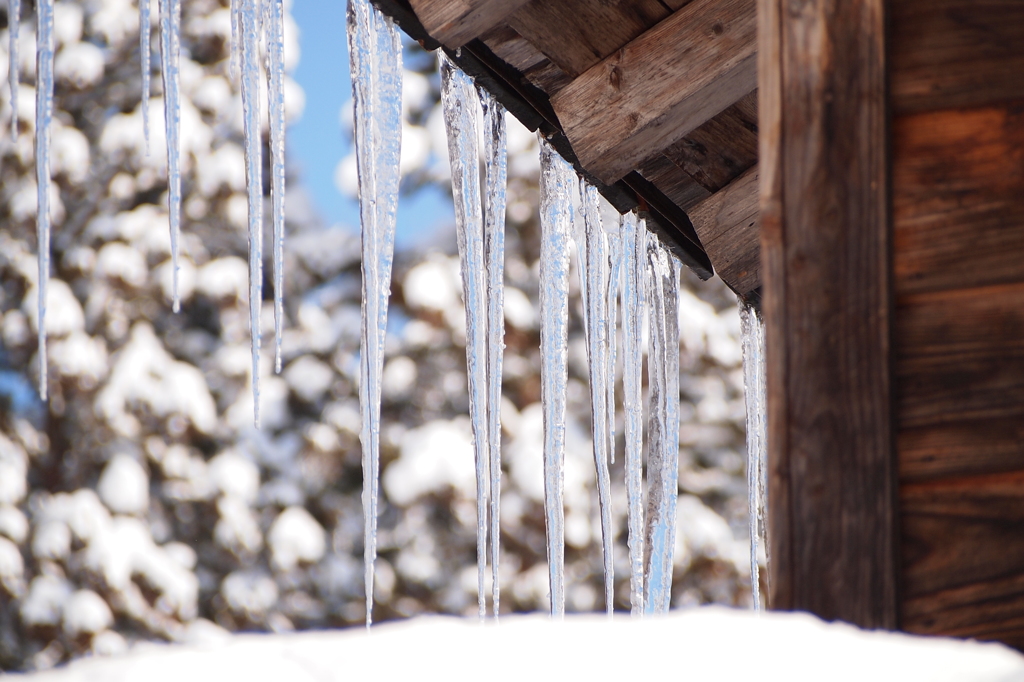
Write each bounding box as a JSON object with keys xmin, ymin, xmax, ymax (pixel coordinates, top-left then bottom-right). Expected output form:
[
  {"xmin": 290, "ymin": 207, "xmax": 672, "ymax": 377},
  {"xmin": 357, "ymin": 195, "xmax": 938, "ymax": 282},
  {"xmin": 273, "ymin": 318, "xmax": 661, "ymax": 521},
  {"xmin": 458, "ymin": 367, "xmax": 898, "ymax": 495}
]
[
  {"xmin": 550, "ymin": 0, "xmax": 756, "ymax": 186},
  {"xmin": 689, "ymin": 165, "xmax": 759, "ymax": 295},
  {"xmin": 408, "ymin": 0, "xmax": 531, "ymax": 48},
  {"xmin": 890, "ymin": 0, "xmax": 1024, "ymax": 114},
  {"xmin": 760, "ymin": 0, "xmax": 898, "ymax": 629}
]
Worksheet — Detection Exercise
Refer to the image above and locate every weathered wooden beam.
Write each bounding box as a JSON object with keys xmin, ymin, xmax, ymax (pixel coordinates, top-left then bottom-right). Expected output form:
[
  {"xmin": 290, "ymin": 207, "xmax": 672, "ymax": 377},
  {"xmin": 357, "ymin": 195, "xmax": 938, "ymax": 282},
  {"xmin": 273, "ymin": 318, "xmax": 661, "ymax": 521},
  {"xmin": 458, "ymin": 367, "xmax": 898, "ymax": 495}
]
[
  {"xmin": 689, "ymin": 165, "xmax": 759, "ymax": 295},
  {"xmin": 550, "ymin": 0, "xmax": 756, "ymax": 186},
  {"xmin": 407, "ymin": 0, "xmax": 530, "ymax": 48},
  {"xmin": 760, "ymin": 0, "xmax": 898, "ymax": 629}
]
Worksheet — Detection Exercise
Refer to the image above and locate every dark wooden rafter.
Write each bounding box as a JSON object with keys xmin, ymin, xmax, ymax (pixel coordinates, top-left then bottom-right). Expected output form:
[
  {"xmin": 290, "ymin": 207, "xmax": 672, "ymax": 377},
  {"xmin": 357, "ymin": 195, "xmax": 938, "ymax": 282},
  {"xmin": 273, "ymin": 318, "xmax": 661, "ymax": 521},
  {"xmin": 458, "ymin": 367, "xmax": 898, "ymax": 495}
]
[
  {"xmin": 760, "ymin": 0, "xmax": 899, "ymax": 628},
  {"xmin": 371, "ymin": 0, "xmax": 715, "ymax": 279},
  {"xmin": 407, "ymin": 0, "xmax": 531, "ymax": 49},
  {"xmin": 550, "ymin": 0, "xmax": 757, "ymax": 186}
]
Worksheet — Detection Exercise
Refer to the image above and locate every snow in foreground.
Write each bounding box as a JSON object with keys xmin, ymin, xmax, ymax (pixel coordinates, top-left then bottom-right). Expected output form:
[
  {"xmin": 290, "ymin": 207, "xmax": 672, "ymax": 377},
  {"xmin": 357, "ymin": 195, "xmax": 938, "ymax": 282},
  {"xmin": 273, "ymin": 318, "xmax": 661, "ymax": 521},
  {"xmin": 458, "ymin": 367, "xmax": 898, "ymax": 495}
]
[{"xmin": 16, "ymin": 607, "xmax": 1024, "ymax": 682}]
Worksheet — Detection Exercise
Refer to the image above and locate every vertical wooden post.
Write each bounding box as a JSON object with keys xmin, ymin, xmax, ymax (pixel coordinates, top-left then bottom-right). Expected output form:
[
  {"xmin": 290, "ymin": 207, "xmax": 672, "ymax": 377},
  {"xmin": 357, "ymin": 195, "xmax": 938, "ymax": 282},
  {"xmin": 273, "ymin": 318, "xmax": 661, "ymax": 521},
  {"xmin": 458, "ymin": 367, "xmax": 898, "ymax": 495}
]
[{"xmin": 759, "ymin": 0, "xmax": 899, "ymax": 627}]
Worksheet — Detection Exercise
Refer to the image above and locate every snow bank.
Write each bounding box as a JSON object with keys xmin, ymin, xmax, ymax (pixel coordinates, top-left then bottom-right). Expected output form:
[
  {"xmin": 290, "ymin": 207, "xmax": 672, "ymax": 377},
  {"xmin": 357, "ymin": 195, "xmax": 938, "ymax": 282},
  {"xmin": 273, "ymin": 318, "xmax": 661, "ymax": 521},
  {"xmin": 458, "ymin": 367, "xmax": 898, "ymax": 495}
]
[{"xmin": 15, "ymin": 608, "xmax": 1024, "ymax": 682}]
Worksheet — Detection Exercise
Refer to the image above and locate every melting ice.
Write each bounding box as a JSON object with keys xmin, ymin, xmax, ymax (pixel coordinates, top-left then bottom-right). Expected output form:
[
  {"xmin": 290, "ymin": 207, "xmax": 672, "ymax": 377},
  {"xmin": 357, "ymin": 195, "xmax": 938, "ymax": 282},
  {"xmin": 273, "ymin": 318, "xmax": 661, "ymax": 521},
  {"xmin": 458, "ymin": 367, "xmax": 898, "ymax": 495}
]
[
  {"xmin": 644, "ymin": 232, "xmax": 681, "ymax": 615},
  {"xmin": 265, "ymin": 0, "xmax": 287, "ymax": 373},
  {"xmin": 538, "ymin": 137, "xmax": 572, "ymax": 617},
  {"xmin": 159, "ymin": 0, "xmax": 182, "ymax": 312},
  {"xmin": 621, "ymin": 211, "xmax": 647, "ymax": 615},
  {"xmin": 35, "ymin": 0, "xmax": 54, "ymax": 399},
  {"xmin": 347, "ymin": 0, "xmax": 402, "ymax": 627},
  {"xmin": 740, "ymin": 301, "xmax": 767, "ymax": 610},
  {"xmin": 577, "ymin": 180, "xmax": 615, "ymax": 614}
]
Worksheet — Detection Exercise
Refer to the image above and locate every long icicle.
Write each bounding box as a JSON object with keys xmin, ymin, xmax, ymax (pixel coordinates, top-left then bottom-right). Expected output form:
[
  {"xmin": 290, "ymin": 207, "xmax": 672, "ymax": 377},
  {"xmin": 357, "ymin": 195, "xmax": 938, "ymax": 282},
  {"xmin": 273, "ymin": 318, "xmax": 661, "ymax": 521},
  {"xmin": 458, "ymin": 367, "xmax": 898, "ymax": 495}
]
[
  {"xmin": 538, "ymin": 136, "xmax": 571, "ymax": 618},
  {"xmin": 740, "ymin": 300, "xmax": 767, "ymax": 611},
  {"xmin": 605, "ymin": 210, "xmax": 624, "ymax": 466},
  {"xmin": 643, "ymin": 231, "xmax": 681, "ymax": 615},
  {"xmin": 8, "ymin": 0, "xmax": 19, "ymax": 135},
  {"xmin": 347, "ymin": 0, "xmax": 401, "ymax": 627},
  {"xmin": 579, "ymin": 179, "xmax": 615, "ymax": 614},
  {"xmin": 621, "ymin": 211, "xmax": 646, "ymax": 615},
  {"xmin": 230, "ymin": 0, "xmax": 240, "ymax": 81},
  {"xmin": 35, "ymin": 0, "xmax": 54, "ymax": 400},
  {"xmin": 140, "ymin": 0, "xmax": 151, "ymax": 153},
  {"xmin": 239, "ymin": 0, "xmax": 262, "ymax": 425},
  {"xmin": 480, "ymin": 87, "xmax": 507, "ymax": 618},
  {"xmin": 265, "ymin": 0, "xmax": 286, "ymax": 373},
  {"xmin": 439, "ymin": 53, "xmax": 489, "ymax": 620},
  {"xmin": 158, "ymin": 0, "xmax": 182, "ymax": 311}
]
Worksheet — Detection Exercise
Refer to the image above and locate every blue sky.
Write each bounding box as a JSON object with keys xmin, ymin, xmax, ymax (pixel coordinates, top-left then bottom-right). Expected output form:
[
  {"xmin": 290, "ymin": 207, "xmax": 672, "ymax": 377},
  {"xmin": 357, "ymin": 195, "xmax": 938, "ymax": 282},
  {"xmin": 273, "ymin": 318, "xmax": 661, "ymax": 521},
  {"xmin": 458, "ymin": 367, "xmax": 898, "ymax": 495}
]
[{"xmin": 287, "ymin": 1, "xmax": 454, "ymax": 249}]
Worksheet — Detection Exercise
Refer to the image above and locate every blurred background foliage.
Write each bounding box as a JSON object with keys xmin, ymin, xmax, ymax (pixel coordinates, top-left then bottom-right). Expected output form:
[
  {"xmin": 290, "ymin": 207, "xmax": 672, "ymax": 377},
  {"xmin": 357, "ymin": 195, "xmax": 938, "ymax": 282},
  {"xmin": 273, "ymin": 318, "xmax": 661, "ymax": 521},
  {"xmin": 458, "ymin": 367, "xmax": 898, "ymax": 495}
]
[{"xmin": 0, "ymin": 0, "xmax": 755, "ymax": 671}]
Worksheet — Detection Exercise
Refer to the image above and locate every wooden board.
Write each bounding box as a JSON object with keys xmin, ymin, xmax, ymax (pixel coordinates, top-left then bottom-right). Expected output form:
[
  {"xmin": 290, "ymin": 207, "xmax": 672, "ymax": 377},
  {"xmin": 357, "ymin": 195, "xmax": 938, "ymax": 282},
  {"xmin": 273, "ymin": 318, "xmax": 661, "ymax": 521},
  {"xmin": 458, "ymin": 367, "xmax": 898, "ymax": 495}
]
[
  {"xmin": 689, "ymin": 165, "xmax": 759, "ymax": 294},
  {"xmin": 900, "ymin": 471, "xmax": 1024, "ymax": 648},
  {"xmin": 408, "ymin": 0, "xmax": 531, "ymax": 48},
  {"xmin": 551, "ymin": 0, "xmax": 757, "ymax": 185},
  {"xmin": 660, "ymin": 92, "xmax": 759, "ymax": 194},
  {"xmin": 890, "ymin": 0, "xmax": 1024, "ymax": 114},
  {"xmin": 637, "ymin": 155, "xmax": 712, "ymax": 211},
  {"xmin": 896, "ymin": 282, "xmax": 1024, "ymax": 431},
  {"xmin": 892, "ymin": 103, "xmax": 1024, "ymax": 297},
  {"xmin": 760, "ymin": 0, "xmax": 897, "ymax": 628},
  {"xmin": 507, "ymin": 0, "xmax": 669, "ymax": 78}
]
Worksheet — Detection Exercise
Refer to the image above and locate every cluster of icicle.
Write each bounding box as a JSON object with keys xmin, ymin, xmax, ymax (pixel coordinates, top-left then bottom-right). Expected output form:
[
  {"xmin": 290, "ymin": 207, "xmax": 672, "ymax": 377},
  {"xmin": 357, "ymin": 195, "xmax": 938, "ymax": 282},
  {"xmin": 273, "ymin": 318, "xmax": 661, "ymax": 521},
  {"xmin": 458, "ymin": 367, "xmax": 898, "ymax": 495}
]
[{"xmin": 13, "ymin": 0, "xmax": 288, "ymax": 417}]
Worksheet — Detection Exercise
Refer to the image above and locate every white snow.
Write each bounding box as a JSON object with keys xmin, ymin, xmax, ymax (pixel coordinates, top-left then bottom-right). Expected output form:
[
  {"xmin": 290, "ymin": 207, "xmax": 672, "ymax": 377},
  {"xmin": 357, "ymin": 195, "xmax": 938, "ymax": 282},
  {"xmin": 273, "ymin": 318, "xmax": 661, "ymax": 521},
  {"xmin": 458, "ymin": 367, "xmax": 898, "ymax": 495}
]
[
  {"xmin": 54, "ymin": 41, "xmax": 104, "ymax": 88},
  {"xmin": 267, "ymin": 506, "xmax": 326, "ymax": 572},
  {"xmin": 97, "ymin": 454, "xmax": 150, "ymax": 515},
  {"xmin": 383, "ymin": 419, "xmax": 476, "ymax": 506},
  {"xmin": 31, "ymin": 520, "xmax": 71, "ymax": 561},
  {"xmin": 208, "ymin": 449, "xmax": 260, "ymax": 504},
  {"xmin": 21, "ymin": 574, "xmax": 72, "ymax": 627},
  {"xmin": 17, "ymin": 609, "xmax": 1024, "ymax": 682},
  {"xmin": 62, "ymin": 589, "xmax": 114, "ymax": 636},
  {"xmin": 0, "ymin": 504, "xmax": 29, "ymax": 544}
]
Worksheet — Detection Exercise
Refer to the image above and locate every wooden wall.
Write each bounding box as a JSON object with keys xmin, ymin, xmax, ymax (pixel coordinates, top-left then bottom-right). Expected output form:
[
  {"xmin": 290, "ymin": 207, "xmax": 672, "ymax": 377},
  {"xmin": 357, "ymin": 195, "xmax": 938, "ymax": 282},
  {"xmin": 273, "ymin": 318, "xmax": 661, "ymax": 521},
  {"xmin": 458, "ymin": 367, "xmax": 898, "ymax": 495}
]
[{"xmin": 890, "ymin": 0, "xmax": 1024, "ymax": 648}]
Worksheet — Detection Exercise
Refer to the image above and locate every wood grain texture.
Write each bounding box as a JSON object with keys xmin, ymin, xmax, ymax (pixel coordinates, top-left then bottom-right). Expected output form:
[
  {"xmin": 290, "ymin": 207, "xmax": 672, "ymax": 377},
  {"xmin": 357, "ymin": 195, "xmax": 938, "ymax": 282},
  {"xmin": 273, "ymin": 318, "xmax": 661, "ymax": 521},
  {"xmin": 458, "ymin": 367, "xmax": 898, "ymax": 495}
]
[
  {"xmin": 900, "ymin": 471, "xmax": 1024, "ymax": 648},
  {"xmin": 892, "ymin": 103, "xmax": 1024, "ymax": 297},
  {"xmin": 551, "ymin": 0, "xmax": 757, "ymax": 185},
  {"xmin": 760, "ymin": 0, "xmax": 897, "ymax": 628},
  {"xmin": 507, "ymin": 0, "xmax": 669, "ymax": 79},
  {"xmin": 660, "ymin": 91, "xmax": 759, "ymax": 194},
  {"xmin": 637, "ymin": 155, "xmax": 712, "ymax": 210},
  {"xmin": 689, "ymin": 164, "xmax": 759, "ymax": 294},
  {"xmin": 890, "ymin": 0, "xmax": 1024, "ymax": 114},
  {"xmin": 896, "ymin": 282, "xmax": 1024, "ymax": 430},
  {"xmin": 408, "ymin": 0, "xmax": 531, "ymax": 48}
]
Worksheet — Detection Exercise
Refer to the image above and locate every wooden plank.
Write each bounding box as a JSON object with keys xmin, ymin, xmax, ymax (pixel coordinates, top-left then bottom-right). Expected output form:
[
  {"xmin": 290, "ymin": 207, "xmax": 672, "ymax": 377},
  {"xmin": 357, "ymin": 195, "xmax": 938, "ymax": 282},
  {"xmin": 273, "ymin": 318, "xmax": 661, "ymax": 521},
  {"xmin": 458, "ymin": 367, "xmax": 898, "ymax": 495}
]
[
  {"xmin": 760, "ymin": 0, "xmax": 897, "ymax": 628},
  {"xmin": 900, "ymin": 470, "xmax": 1024, "ymax": 648},
  {"xmin": 408, "ymin": 0, "xmax": 531, "ymax": 48},
  {"xmin": 892, "ymin": 103, "xmax": 1024, "ymax": 297},
  {"xmin": 478, "ymin": 24, "xmax": 547, "ymax": 75},
  {"xmin": 890, "ymin": 0, "xmax": 1024, "ymax": 114},
  {"xmin": 896, "ymin": 282, "xmax": 1024, "ymax": 430},
  {"xmin": 899, "ymin": 419, "xmax": 1024, "ymax": 482},
  {"xmin": 507, "ymin": 0, "xmax": 670, "ymax": 78},
  {"xmin": 902, "ymin": 569, "xmax": 1024, "ymax": 649},
  {"xmin": 661, "ymin": 91, "xmax": 759, "ymax": 194},
  {"xmin": 689, "ymin": 165, "xmax": 759, "ymax": 294},
  {"xmin": 637, "ymin": 155, "xmax": 711, "ymax": 211},
  {"xmin": 551, "ymin": 0, "xmax": 757, "ymax": 185}
]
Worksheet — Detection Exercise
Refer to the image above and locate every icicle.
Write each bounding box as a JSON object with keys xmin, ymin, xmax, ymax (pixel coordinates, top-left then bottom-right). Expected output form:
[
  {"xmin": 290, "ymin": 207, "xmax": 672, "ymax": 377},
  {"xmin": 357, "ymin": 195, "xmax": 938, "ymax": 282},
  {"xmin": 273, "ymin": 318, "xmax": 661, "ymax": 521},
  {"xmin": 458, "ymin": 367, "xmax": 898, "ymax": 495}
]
[
  {"xmin": 480, "ymin": 87, "xmax": 507, "ymax": 618},
  {"xmin": 643, "ymin": 231, "xmax": 680, "ymax": 615},
  {"xmin": 440, "ymin": 53, "xmax": 489, "ymax": 620},
  {"xmin": 230, "ymin": 0, "xmax": 239, "ymax": 80},
  {"xmin": 8, "ymin": 0, "xmax": 19, "ymax": 136},
  {"xmin": 605, "ymin": 210, "xmax": 624, "ymax": 466},
  {"xmin": 140, "ymin": 0, "xmax": 151, "ymax": 153},
  {"xmin": 740, "ymin": 301, "xmax": 767, "ymax": 610},
  {"xmin": 158, "ymin": 0, "xmax": 181, "ymax": 311},
  {"xmin": 621, "ymin": 211, "xmax": 646, "ymax": 615},
  {"xmin": 538, "ymin": 136, "xmax": 572, "ymax": 618},
  {"xmin": 238, "ymin": 0, "xmax": 262, "ymax": 425},
  {"xmin": 265, "ymin": 0, "xmax": 286, "ymax": 373},
  {"xmin": 34, "ymin": 0, "xmax": 54, "ymax": 400},
  {"xmin": 347, "ymin": 0, "xmax": 402, "ymax": 627},
  {"xmin": 578, "ymin": 179, "xmax": 615, "ymax": 614}
]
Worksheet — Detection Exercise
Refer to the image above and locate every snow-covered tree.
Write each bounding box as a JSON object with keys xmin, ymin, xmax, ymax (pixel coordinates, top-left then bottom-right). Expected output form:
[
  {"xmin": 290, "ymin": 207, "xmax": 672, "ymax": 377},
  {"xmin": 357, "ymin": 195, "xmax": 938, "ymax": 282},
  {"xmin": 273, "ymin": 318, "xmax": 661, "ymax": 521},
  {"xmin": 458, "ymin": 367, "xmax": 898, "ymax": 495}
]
[{"xmin": 0, "ymin": 0, "xmax": 752, "ymax": 671}]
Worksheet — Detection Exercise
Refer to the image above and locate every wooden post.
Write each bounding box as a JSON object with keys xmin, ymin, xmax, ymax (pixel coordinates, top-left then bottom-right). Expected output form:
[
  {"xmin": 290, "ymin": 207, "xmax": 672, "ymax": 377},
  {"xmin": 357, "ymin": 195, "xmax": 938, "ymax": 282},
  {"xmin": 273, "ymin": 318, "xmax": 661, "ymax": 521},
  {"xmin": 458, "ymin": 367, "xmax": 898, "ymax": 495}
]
[{"xmin": 759, "ymin": 0, "xmax": 899, "ymax": 628}]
